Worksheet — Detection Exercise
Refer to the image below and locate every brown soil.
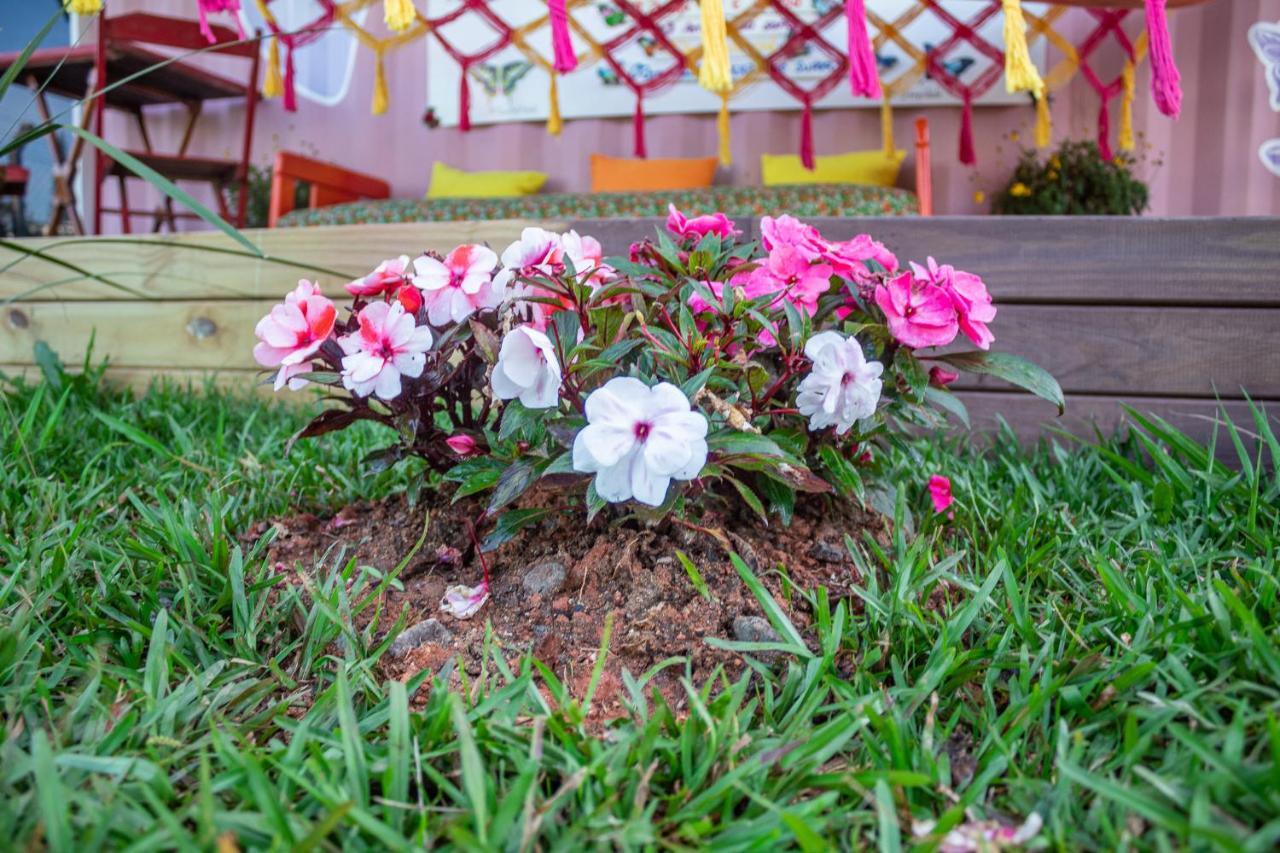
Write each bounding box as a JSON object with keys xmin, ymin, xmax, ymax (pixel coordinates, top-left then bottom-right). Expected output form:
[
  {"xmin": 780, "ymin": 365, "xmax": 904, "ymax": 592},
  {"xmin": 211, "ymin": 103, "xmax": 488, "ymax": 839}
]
[{"xmin": 250, "ymin": 486, "xmax": 887, "ymax": 718}]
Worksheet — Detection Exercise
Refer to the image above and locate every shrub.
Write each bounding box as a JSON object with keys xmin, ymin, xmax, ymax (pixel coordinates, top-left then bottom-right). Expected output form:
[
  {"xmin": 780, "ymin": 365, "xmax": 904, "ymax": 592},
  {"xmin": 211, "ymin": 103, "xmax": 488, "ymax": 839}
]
[
  {"xmin": 252, "ymin": 208, "xmax": 1060, "ymax": 610},
  {"xmin": 992, "ymin": 140, "xmax": 1149, "ymax": 216}
]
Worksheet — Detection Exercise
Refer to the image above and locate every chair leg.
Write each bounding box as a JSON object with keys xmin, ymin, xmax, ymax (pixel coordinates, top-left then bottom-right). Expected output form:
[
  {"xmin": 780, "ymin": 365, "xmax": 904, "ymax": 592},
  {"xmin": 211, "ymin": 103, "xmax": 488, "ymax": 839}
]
[{"xmin": 117, "ymin": 175, "xmax": 131, "ymax": 234}]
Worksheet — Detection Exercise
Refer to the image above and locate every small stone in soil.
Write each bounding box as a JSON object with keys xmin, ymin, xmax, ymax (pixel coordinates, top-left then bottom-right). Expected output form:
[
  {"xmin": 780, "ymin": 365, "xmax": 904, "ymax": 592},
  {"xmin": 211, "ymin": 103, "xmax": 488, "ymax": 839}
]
[
  {"xmin": 810, "ymin": 541, "xmax": 846, "ymax": 563},
  {"xmin": 388, "ymin": 618, "xmax": 455, "ymax": 658},
  {"xmin": 523, "ymin": 560, "xmax": 567, "ymax": 596},
  {"xmin": 733, "ymin": 615, "xmax": 780, "ymax": 644}
]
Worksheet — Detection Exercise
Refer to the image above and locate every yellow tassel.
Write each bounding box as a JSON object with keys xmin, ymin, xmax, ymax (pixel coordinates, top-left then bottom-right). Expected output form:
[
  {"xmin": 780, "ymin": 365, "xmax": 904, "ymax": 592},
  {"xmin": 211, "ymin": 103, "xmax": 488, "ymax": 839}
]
[
  {"xmin": 1118, "ymin": 58, "xmax": 1135, "ymax": 151},
  {"xmin": 1035, "ymin": 91, "xmax": 1051, "ymax": 148},
  {"xmin": 384, "ymin": 0, "xmax": 416, "ymax": 33},
  {"xmin": 1002, "ymin": 0, "xmax": 1044, "ymax": 96},
  {"xmin": 372, "ymin": 50, "xmax": 388, "ymax": 115},
  {"xmin": 263, "ymin": 36, "xmax": 284, "ymax": 99},
  {"xmin": 717, "ymin": 92, "xmax": 732, "ymax": 166},
  {"xmin": 547, "ymin": 73, "xmax": 563, "ymax": 136},
  {"xmin": 65, "ymin": 0, "xmax": 102, "ymax": 13},
  {"xmin": 697, "ymin": 0, "xmax": 732, "ymax": 94},
  {"xmin": 880, "ymin": 99, "xmax": 895, "ymax": 158}
]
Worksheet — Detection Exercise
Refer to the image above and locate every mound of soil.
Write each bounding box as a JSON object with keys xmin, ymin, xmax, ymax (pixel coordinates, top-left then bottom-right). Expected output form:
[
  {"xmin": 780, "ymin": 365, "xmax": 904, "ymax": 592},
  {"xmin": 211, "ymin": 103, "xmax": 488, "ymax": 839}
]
[{"xmin": 251, "ymin": 487, "xmax": 887, "ymax": 717}]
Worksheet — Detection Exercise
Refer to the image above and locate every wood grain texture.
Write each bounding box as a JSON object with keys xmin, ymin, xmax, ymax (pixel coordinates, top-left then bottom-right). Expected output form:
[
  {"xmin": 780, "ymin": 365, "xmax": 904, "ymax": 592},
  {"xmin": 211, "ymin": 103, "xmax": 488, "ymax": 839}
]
[
  {"xmin": 0, "ymin": 300, "xmax": 276, "ymax": 370},
  {"xmin": 943, "ymin": 305, "xmax": 1280, "ymax": 398},
  {"xmin": 803, "ymin": 217, "xmax": 1280, "ymax": 306},
  {"xmin": 0, "ymin": 219, "xmax": 562, "ymax": 302}
]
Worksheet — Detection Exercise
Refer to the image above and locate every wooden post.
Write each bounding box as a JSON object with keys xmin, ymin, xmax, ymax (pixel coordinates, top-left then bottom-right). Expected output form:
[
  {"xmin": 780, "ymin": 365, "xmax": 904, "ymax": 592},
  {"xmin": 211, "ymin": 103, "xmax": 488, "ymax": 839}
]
[{"xmin": 914, "ymin": 117, "xmax": 933, "ymax": 217}]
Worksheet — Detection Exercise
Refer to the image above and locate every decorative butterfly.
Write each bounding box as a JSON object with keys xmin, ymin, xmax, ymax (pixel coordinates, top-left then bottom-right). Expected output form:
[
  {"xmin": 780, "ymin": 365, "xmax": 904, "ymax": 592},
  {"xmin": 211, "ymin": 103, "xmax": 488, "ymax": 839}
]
[
  {"xmin": 597, "ymin": 66, "xmax": 621, "ymax": 86},
  {"xmin": 638, "ymin": 34, "xmax": 659, "ymax": 57},
  {"xmin": 1260, "ymin": 139, "xmax": 1280, "ymax": 178},
  {"xmin": 597, "ymin": 3, "xmax": 626, "ymax": 27},
  {"xmin": 876, "ymin": 53, "xmax": 899, "ymax": 71},
  {"xmin": 470, "ymin": 61, "xmax": 534, "ymax": 97},
  {"xmin": 923, "ymin": 43, "xmax": 975, "ymax": 80},
  {"xmin": 1247, "ymin": 21, "xmax": 1280, "ymax": 112},
  {"xmin": 812, "ymin": 0, "xmax": 839, "ymax": 14}
]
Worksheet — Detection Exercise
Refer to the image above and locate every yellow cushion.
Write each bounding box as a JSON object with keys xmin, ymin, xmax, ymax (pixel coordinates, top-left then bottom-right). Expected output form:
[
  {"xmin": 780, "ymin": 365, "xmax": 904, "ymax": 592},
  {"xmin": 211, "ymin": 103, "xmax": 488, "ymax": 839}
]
[
  {"xmin": 590, "ymin": 154, "xmax": 718, "ymax": 193},
  {"xmin": 426, "ymin": 162, "xmax": 547, "ymax": 198},
  {"xmin": 760, "ymin": 149, "xmax": 905, "ymax": 188}
]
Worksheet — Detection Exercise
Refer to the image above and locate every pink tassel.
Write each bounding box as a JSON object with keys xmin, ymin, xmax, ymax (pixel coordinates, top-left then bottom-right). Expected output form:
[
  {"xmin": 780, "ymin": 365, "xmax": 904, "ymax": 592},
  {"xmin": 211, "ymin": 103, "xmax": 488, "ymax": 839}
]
[
  {"xmin": 197, "ymin": 6, "xmax": 215, "ymax": 44},
  {"xmin": 800, "ymin": 101, "xmax": 815, "ymax": 170},
  {"xmin": 549, "ymin": 0, "xmax": 577, "ymax": 74},
  {"xmin": 633, "ymin": 96, "xmax": 646, "ymax": 158},
  {"xmin": 958, "ymin": 91, "xmax": 974, "ymax": 165},
  {"xmin": 1145, "ymin": 0, "xmax": 1181, "ymax": 118},
  {"xmin": 283, "ymin": 44, "xmax": 297, "ymax": 112},
  {"xmin": 846, "ymin": 0, "xmax": 881, "ymax": 99},
  {"xmin": 1097, "ymin": 98, "xmax": 1112, "ymax": 161},
  {"xmin": 460, "ymin": 71, "xmax": 471, "ymax": 131}
]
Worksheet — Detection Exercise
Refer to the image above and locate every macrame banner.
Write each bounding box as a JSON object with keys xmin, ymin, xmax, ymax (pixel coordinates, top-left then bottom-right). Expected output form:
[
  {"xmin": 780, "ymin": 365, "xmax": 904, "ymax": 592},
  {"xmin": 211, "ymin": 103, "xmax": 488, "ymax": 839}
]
[{"xmin": 244, "ymin": 1, "xmax": 1183, "ymax": 169}]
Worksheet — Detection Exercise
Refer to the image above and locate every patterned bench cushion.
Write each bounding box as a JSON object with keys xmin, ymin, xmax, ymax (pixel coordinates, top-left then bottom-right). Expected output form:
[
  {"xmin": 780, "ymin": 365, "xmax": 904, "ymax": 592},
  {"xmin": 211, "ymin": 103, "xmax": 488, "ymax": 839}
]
[{"xmin": 276, "ymin": 183, "xmax": 918, "ymax": 228}]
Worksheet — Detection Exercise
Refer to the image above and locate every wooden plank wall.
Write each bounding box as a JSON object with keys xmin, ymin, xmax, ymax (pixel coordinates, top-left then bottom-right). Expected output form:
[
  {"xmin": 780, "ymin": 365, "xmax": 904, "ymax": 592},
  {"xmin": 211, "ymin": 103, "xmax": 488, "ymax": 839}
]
[{"xmin": 2, "ymin": 216, "xmax": 1277, "ymax": 449}]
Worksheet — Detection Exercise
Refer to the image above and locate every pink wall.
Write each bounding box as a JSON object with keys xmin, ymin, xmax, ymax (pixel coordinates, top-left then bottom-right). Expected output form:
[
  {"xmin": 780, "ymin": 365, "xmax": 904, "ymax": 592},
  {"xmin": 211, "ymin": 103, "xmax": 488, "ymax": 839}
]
[{"xmin": 100, "ymin": 0, "xmax": 1280, "ymax": 221}]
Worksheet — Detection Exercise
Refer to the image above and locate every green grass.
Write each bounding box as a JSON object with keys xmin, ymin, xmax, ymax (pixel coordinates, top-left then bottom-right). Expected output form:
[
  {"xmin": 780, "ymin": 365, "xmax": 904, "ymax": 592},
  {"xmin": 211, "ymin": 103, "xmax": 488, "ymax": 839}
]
[{"xmin": 1, "ymin": 360, "xmax": 1278, "ymax": 850}]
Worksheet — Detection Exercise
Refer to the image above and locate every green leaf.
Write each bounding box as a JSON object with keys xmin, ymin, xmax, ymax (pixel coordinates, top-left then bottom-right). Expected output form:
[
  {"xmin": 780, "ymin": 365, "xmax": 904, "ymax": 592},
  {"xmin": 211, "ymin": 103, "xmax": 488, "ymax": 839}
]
[
  {"xmin": 481, "ymin": 507, "xmax": 559, "ymax": 552},
  {"xmin": 936, "ymin": 350, "xmax": 1065, "ymax": 414},
  {"xmin": 487, "ymin": 458, "xmax": 540, "ymax": 515},
  {"xmin": 674, "ymin": 550, "xmax": 713, "ymax": 601},
  {"xmin": 66, "ymin": 125, "xmax": 262, "ymax": 256},
  {"xmin": 922, "ymin": 386, "xmax": 970, "ymax": 428}
]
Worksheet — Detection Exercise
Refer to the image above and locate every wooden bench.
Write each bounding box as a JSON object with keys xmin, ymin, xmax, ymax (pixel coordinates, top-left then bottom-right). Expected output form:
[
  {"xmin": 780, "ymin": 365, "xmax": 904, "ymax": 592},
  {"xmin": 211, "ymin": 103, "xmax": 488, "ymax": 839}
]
[{"xmin": 0, "ymin": 216, "xmax": 1275, "ymax": 450}]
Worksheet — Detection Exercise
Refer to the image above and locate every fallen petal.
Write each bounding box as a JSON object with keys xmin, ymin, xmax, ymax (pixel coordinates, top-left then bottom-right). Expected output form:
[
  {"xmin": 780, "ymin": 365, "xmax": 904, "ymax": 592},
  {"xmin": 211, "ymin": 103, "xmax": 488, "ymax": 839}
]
[{"xmin": 440, "ymin": 583, "xmax": 489, "ymax": 619}]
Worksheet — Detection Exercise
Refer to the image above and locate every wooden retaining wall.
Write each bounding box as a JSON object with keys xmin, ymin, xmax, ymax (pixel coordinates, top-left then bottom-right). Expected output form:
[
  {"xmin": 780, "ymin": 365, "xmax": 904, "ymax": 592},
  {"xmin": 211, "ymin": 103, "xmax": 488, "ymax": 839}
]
[{"xmin": 1, "ymin": 216, "xmax": 1277, "ymax": 447}]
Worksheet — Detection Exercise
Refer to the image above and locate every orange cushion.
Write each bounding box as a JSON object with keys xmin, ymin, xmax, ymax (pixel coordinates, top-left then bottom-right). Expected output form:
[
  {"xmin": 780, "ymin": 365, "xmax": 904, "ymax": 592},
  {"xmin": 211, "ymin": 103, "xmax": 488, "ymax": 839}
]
[{"xmin": 590, "ymin": 154, "xmax": 718, "ymax": 193}]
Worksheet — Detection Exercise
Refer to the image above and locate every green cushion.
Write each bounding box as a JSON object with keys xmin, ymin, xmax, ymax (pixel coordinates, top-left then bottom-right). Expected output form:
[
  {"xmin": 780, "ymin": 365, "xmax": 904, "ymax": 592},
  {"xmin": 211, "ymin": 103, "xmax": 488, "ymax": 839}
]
[{"xmin": 277, "ymin": 184, "xmax": 918, "ymax": 228}]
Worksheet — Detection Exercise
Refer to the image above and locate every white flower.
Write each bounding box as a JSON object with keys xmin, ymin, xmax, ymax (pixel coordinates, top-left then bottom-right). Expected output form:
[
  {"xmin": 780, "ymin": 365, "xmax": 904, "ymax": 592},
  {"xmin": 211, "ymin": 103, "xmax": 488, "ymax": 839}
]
[
  {"xmin": 572, "ymin": 377, "xmax": 708, "ymax": 507},
  {"xmin": 491, "ymin": 325, "xmax": 562, "ymax": 409},
  {"xmin": 440, "ymin": 582, "xmax": 489, "ymax": 619},
  {"xmin": 338, "ymin": 301, "xmax": 433, "ymax": 400},
  {"xmin": 493, "ymin": 227, "xmax": 563, "ymax": 301},
  {"xmin": 795, "ymin": 331, "xmax": 883, "ymax": 435}
]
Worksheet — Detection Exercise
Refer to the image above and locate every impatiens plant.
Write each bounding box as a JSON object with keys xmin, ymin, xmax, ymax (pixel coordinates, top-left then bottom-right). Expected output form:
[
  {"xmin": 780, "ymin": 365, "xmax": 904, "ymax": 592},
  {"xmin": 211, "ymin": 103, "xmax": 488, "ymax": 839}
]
[{"xmin": 253, "ymin": 205, "xmax": 1062, "ymax": 613}]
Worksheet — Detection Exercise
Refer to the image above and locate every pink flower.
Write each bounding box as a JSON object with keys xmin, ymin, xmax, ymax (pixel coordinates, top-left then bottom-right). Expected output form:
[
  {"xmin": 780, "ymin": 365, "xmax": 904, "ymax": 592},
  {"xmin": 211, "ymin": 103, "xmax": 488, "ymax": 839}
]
[
  {"xmin": 687, "ymin": 280, "xmax": 726, "ymax": 315},
  {"xmin": 445, "ymin": 434, "xmax": 479, "ymax": 456},
  {"xmin": 928, "ymin": 475, "xmax": 954, "ymax": 515},
  {"xmin": 756, "ymin": 246, "xmax": 835, "ymax": 314},
  {"xmin": 253, "ymin": 280, "xmax": 337, "ymax": 391},
  {"xmin": 911, "ymin": 258, "xmax": 996, "ymax": 350},
  {"xmin": 338, "ymin": 301, "xmax": 433, "ymax": 400},
  {"xmin": 412, "ymin": 244, "xmax": 500, "ymax": 326},
  {"xmin": 874, "ymin": 271, "xmax": 959, "ymax": 349},
  {"xmin": 823, "ymin": 234, "xmax": 898, "ymax": 283},
  {"xmin": 666, "ymin": 204, "xmax": 741, "ymax": 241},
  {"xmin": 345, "ymin": 255, "xmax": 411, "ymax": 297},
  {"xmin": 760, "ymin": 214, "xmax": 827, "ymax": 261},
  {"xmin": 929, "ymin": 366, "xmax": 960, "ymax": 387}
]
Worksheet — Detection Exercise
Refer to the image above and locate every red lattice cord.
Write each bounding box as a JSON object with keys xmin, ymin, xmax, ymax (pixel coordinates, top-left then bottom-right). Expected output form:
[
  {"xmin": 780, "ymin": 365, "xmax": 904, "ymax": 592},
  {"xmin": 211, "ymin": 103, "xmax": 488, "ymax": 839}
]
[
  {"xmin": 1075, "ymin": 10, "xmax": 1137, "ymax": 161},
  {"xmin": 918, "ymin": 0, "xmax": 1005, "ymax": 166},
  {"xmin": 760, "ymin": 1, "xmax": 848, "ymax": 169},
  {"xmin": 426, "ymin": 0, "xmax": 514, "ymax": 131},
  {"xmin": 596, "ymin": 0, "xmax": 689, "ymax": 157},
  {"xmin": 260, "ymin": 0, "xmax": 336, "ymax": 112}
]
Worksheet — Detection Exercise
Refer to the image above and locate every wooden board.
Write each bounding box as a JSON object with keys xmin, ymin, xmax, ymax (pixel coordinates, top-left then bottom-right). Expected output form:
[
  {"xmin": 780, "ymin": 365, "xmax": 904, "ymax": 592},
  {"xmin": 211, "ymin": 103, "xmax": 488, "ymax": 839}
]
[
  {"xmin": 0, "ymin": 219, "xmax": 563, "ymax": 302},
  {"xmin": 944, "ymin": 305, "xmax": 1280, "ymax": 398},
  {"xmin": 802, "ymin": 217, "xmax": 1280, "ymax": 306}
]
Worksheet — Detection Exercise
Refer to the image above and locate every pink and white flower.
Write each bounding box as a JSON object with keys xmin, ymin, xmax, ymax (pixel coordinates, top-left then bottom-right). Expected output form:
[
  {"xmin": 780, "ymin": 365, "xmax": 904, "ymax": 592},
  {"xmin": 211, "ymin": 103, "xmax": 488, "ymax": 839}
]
[
  {"xmin": 412, "ymin": 244, "xmax": 500, "ymax": 326},
  {"xmin": 491, "ymin": 325, "xmax": 562, "ymax": 409},
  {"xmin": 572, "ymin": 377, "xmax": 709, "ymax": 507},
  {"xmin": 338, "ymin": 301, "xmax": 433, "ymax": 400},
  {"xmin": 345, "ymin": 255, "xmax": 411, "ymax": 297},
  {"xmin": 253, "ymin": 279, "xmax": 336, "ymax": 391},
  {"xmin": 874, "ymin": 270, "xmax": 960, "ymax": 349},
  {"xmin": 796, "ymin": 331, "xmax": 883, "ymax": 434},
  {"xmin": 560, "ymin": 229, "xmax": 613, "ymax": 288},
  {"xmin": 666, "ymin": 204, "xmax": 741, "ymax": 241}
]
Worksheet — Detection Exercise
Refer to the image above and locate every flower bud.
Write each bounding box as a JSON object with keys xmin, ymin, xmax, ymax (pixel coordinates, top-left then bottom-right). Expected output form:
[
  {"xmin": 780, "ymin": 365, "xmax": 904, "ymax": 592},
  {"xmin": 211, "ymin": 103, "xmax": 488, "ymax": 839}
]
[
  {"xmin": 397, "ymin": 284, "xmax": 423, "ymax": 314},
  {"xmin": 445, "ymin": 434, "xmax": 478, "ymax": 456},
  {"xmin": 929, "ymin": 366, "xmax": 960, "ymax": 388}
]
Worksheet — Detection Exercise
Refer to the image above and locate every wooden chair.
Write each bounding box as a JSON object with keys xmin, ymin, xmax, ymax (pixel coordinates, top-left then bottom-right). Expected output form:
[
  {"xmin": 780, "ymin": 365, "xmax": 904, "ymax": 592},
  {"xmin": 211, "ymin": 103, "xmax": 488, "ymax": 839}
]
[
  {"xmin": 91, "ymin": 12, "xmax": 260, "ymax": 234},
  {"xmin": 268, "ymin": 151, "xmax": 391, "ymax": 228}
]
